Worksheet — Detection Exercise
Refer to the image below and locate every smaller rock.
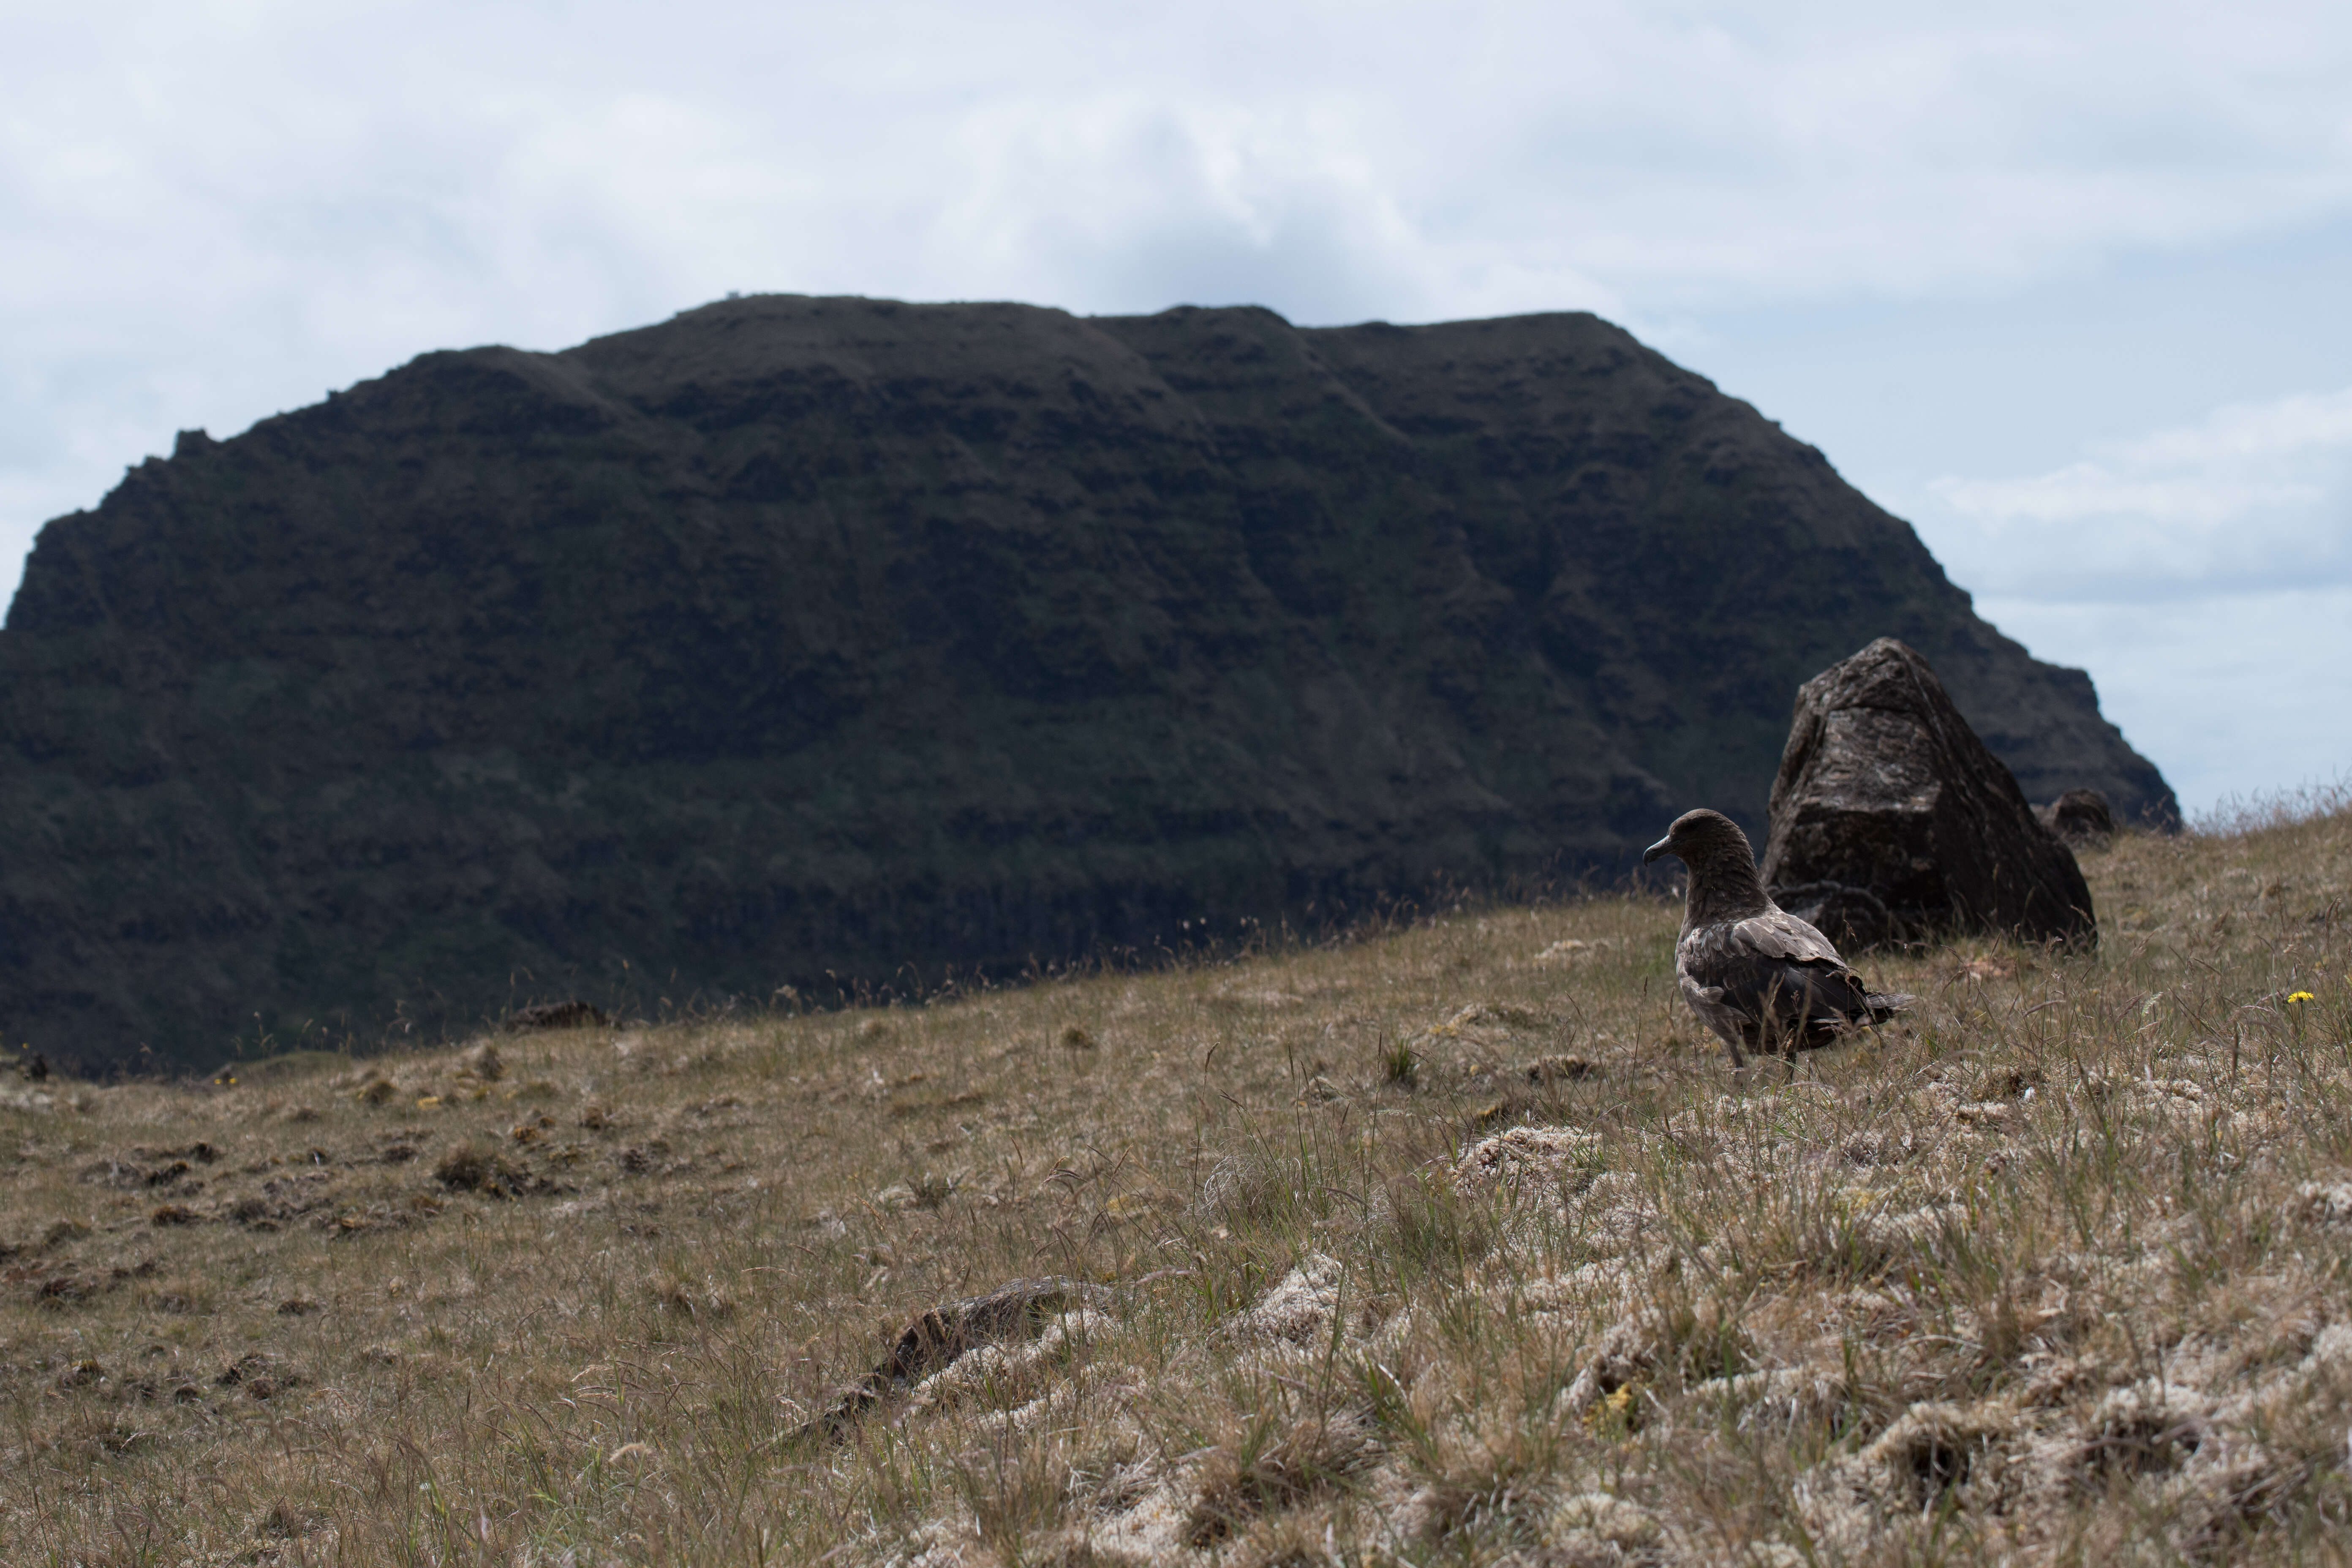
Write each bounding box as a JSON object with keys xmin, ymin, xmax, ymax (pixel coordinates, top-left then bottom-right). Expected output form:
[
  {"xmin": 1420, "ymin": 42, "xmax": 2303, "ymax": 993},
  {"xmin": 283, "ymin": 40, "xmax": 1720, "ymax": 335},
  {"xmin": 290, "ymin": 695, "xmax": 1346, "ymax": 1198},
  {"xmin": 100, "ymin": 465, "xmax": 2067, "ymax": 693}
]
[
  {"xmin": 1770, "ymin": 881, "xmax": 1900, "ymax": 952},
  {"xmin": 2036, "ymin": 788, "xmax": 2116, "ymax": 849},
  {"xmin": 503, "ymin": 1002, "xmax": 610, "ymax": 1034},
  {"xmin": 215, "ymin": 1351, "xmax": 300, "ymax": 1401},
  {"xmin": 433, "ymin": 1141, "xmax": 504, "ymax": 1192},
  {"xmin": 808, "ymin": 1276, "xmax": 1112, "ymax": 1437}
]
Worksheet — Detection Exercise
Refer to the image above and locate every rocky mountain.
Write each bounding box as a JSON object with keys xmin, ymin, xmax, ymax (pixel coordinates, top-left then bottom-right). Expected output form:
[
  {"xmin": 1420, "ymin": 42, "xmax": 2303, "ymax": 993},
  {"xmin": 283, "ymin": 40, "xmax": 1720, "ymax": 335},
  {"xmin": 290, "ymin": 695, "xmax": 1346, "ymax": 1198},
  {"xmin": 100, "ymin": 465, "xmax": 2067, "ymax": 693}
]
[{"xmin": 0, "ymin": 296, "xmax": 2175, "ymax": 1072}]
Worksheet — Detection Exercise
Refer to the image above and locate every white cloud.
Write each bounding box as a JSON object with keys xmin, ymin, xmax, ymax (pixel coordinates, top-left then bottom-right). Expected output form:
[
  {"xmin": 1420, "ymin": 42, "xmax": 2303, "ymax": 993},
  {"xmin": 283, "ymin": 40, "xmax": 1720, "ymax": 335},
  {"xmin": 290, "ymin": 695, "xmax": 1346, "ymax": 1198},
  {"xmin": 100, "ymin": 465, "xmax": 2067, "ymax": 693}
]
[
  {"xmin": 2107, "ymin": 387, "xmax": 2352, "ymax": 465},
  {"xmin": 1977, "ymin": 587, "xmax": 2352, "ymax": 819},
  {"xmin": 1890, "ymin": 384, "xmax": 2352, "ymax": 809},
  {"xmin": 6, "ymin": 0, "xmax": 2352, "ymax": 807},
  {"xmin": 1914, "ymin": 387, "xmax": 2352, "ymax": 601}
]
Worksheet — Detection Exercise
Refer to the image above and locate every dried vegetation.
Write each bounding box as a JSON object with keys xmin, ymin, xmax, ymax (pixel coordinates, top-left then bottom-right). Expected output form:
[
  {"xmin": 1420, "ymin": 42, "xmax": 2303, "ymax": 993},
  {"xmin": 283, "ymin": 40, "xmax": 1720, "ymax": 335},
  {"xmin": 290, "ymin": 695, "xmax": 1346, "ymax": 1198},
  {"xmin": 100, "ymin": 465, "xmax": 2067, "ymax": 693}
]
[{"xmin": 3, "ymin": 796, "xmax": 2350, "ymax": 1564}]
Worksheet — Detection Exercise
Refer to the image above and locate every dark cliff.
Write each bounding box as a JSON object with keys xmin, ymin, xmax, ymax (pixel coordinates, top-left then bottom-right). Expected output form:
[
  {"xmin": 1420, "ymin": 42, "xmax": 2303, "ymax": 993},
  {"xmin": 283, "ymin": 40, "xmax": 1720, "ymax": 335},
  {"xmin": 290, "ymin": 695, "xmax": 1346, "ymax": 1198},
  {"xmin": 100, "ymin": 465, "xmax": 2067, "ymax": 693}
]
[{"xmin": 0, "ymin": 297, "xmax": 2175, "ymax": 1071}]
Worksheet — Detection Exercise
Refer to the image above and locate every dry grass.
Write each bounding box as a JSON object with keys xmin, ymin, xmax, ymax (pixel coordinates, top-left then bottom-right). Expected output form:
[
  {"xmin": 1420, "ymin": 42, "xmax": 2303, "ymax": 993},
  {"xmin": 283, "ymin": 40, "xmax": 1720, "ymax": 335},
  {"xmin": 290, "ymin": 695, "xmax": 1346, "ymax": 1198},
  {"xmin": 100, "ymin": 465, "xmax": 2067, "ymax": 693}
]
[{"xmin": 4, "ymin": 803, "xmax": 2351, "ymax": 1565}]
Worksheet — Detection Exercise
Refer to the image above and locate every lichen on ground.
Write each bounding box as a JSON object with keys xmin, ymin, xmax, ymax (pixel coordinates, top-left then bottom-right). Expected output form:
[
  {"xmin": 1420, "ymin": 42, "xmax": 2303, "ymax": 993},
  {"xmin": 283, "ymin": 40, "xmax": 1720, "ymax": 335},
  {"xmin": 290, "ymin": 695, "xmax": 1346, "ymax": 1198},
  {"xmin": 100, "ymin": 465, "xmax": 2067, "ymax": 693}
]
[{"xmin": 2, "ymin": 796, "xmax": 2348, "ymax": 1563}]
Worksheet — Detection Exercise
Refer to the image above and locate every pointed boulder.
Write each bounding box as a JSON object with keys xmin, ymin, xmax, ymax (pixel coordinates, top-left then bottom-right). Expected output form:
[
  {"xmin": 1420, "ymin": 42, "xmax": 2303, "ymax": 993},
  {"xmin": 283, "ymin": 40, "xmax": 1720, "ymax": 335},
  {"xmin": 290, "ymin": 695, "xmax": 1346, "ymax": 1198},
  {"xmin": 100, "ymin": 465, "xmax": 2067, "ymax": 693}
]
[{"xmin": 1761, "ymin": 639, "xmax": 2096, "ymax": 949}]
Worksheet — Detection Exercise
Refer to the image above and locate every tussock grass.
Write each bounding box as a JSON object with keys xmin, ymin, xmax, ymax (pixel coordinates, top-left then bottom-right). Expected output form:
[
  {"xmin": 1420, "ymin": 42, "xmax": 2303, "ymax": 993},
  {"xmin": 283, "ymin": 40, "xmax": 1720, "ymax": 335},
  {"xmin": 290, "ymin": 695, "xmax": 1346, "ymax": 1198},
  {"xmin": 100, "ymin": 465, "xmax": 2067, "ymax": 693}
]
[{"xmin": 3, "ymin": 806, "xmax": 2351, "ymax": 1564}]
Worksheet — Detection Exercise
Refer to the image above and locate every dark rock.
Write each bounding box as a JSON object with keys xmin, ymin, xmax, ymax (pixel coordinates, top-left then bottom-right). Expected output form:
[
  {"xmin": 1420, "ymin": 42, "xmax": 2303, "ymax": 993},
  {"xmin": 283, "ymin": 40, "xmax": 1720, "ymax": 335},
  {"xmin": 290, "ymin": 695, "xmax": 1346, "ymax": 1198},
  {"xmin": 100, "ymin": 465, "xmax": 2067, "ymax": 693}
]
[
  {"xmin": 215, "ymin": 1351, "xmax": 299, "ymax": 1399},
  {"xmin": 880, "ymin": 1276, "xmax": 1105, "ymax": 1383},
  {"xmin": 810, "ymin": 1275, "xmax": 1110, "ymax": 1437},
  {"xmin": 1770, "ymin": 880, "xmax": 1900, "ymax": 953},
  {"xmin": 432, "ymin": 1141, "xmax": 499, "ymax": 1192},
  {"xmin": 1761, "ymin": 639, "xmax": 2096, "ymax": 948},
  {"xmin": 2036, "ymin": 789, "xmax": 2116, "ymax": 849},
  {"xmin": 503, "ymin": 1001, "xmax": 611, "ymax": 1034},
  {"xmin": 0, "ymin": 297, "xmax": 2169, "ymax": 1071}
]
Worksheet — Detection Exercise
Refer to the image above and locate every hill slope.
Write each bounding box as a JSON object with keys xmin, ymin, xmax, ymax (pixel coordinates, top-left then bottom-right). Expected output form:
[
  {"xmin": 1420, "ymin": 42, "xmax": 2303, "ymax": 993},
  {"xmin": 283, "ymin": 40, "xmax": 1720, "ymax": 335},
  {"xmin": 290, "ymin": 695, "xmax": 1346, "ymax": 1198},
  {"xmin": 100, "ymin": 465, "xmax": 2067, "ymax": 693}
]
[
  {"xmin": 1, "ymin": 806, "xmax": 2341, "ymax": 1562},
  {"xmin": 0, "ymin": 297, "xmax": 2173, "ymax": 1070}
]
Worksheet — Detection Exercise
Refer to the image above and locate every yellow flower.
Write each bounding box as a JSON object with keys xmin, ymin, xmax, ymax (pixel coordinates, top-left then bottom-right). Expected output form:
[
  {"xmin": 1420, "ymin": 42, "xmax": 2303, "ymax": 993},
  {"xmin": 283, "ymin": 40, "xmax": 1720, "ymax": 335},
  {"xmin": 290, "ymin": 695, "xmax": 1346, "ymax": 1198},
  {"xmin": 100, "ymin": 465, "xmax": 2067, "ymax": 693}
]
[
  {"xmin": 2288, "ymin": 991, "xmax": 2317, "ymax": 1005},
  {"xmin": 1584, "ymin": 1383, "xmax": 1639, "ymax": 1432}
]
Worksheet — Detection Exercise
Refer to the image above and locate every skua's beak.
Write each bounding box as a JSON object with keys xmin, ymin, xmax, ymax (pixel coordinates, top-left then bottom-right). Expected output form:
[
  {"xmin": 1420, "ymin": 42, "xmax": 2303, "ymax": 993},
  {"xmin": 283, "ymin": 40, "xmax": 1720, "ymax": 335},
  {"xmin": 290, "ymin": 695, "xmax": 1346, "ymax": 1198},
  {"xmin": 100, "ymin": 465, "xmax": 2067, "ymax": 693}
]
[{"xmin": 1642, "ymin": 835, "xmax": 1672, "ymax": 865}]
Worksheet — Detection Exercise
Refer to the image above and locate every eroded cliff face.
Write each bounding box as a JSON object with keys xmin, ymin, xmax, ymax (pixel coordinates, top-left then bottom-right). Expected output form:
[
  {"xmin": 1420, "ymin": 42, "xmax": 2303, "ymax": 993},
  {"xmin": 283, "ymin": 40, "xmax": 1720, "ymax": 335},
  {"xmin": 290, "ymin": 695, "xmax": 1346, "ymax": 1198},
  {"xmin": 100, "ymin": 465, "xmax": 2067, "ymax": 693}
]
[{"xmin": 0, "ymin": 297, "xmax": 2175, "ymax": 1070}]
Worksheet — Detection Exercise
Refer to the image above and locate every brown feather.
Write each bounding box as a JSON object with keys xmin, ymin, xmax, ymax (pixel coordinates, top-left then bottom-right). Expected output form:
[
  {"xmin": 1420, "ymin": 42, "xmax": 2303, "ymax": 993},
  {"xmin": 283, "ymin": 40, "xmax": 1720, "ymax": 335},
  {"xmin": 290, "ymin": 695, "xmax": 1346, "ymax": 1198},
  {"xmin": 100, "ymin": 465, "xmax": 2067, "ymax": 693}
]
[{"xmin": 1647, "ymin": 808, "xmax": 1909, "ymax": 1066}]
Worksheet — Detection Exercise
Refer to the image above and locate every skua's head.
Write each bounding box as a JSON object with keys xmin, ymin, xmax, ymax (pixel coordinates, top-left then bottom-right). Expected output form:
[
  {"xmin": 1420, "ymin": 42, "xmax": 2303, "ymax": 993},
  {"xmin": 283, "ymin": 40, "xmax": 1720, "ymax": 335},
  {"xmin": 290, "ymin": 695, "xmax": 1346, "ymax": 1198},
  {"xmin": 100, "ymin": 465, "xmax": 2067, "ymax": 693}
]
[{"xmin": 1642, "ymin": 808, "xmax": 1759, "ymax": 877}]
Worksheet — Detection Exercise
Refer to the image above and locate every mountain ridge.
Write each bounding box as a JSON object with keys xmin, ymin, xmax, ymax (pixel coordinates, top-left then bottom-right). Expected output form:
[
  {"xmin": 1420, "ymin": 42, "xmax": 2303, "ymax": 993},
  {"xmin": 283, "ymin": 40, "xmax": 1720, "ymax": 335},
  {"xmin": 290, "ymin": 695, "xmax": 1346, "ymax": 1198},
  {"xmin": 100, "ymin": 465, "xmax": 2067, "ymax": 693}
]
[{"xmin": 0, "ymin": 295, "xmax": 2175, "ymax": 1071}]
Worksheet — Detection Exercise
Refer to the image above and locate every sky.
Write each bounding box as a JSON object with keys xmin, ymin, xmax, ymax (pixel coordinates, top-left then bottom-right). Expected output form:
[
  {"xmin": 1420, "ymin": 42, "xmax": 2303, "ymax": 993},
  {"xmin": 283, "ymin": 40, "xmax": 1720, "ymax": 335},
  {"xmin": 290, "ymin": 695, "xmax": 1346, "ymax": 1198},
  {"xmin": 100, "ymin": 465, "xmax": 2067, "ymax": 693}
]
[{"xmin": 3, "ymin": 0, "xmax": 2348, "ymax": 818}]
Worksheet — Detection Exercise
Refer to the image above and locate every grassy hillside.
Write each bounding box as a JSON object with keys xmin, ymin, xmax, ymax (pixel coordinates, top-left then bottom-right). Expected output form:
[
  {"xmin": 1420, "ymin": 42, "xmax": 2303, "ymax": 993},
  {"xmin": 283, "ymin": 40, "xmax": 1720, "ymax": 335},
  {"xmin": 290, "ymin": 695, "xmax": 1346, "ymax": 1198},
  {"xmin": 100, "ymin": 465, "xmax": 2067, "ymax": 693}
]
[{"xmin": 3, "ymin": 799, "xmax": 2347, "ymax": 1565}]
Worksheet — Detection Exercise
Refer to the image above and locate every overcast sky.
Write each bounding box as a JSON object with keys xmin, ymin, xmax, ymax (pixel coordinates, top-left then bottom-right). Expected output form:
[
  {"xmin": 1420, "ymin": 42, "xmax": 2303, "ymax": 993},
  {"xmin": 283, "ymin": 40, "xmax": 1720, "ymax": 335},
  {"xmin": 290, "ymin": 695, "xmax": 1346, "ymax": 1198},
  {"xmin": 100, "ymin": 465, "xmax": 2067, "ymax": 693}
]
[{"xmin": 5, "ymin": 0, "xmax": 2347, "ymax": 816}]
